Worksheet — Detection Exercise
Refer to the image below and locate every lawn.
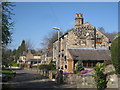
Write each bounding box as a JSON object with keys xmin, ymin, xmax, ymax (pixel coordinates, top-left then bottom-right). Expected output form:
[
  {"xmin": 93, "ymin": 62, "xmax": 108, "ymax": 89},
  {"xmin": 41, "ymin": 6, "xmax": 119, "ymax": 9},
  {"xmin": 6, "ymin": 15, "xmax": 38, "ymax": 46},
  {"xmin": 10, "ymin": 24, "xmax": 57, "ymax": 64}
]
[
  {"xmin": 1, "ymin": 68, "xmax": 16, "ymax": 82},
  {"xmin": 0, "ymin": 69, "xmax": 13, "ymax": 74}
]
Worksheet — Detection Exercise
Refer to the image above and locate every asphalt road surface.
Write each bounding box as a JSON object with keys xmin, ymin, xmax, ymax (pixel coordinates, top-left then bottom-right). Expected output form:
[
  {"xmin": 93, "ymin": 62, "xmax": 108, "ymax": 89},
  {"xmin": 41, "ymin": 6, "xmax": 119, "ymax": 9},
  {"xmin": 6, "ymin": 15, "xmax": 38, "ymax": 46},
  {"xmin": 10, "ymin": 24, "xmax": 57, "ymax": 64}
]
[{"xmin": 3, "ymin": 68, "xmax": 76, "ymax": 89}]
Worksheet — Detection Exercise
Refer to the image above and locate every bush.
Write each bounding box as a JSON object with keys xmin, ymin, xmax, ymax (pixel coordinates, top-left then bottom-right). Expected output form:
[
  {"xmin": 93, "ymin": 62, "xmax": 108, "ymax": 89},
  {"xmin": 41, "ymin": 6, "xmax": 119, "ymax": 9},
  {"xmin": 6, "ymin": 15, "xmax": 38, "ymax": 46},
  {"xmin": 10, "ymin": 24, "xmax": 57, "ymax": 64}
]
[
  {"xmin": 75, "ymin": 60, "xmax": 84, "ymax": 73},
  {"xmin": 39, "ymin": 61, "xmax": 56, "ymax": 71},
  {"xmin": 111, "ymin": 36, "xmax": 120, "ymax": 74},
  {"xmin": 93, "ymin": 63, "xmax": 108, "ymax": 90},
  {"xmin": 48, "ymin": 60, "xmax": 56, "ymax": 70},
  {"xmin": 1, "ymin": 69, "xmax": 15, "ymax": 82},
  {"xmin": 48, "ymin": 63, "xmax": 56, "ymax": 70},
  {"xmin": 32, "ymin": 65, "xmax": 37, "ymax": 68},
  {"xmin": 11, "ymin": 63, "xmax": 19, "ymax": 67},
  {"xmin": 39, "ymin": 64, "xmax": 49, "ymax": 70}
]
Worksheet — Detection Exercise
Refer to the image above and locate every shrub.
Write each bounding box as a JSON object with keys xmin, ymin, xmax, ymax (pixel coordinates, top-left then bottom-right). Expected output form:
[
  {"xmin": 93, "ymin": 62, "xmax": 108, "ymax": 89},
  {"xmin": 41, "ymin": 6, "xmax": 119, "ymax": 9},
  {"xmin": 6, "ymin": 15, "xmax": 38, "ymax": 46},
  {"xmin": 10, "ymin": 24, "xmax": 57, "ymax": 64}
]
[
  {"xmin": 75, "ymin": 60, "xmax": 84, "ymax": 73},
  {"xmin": 11, "ymin": 63, "xmax": 19, "ymax": 67},
  {"xmin": 2, "ymin": 69, "xmax": 15, "ymax": 82},
  {"xmin": 93, "ymin": 63, "xmax": 108, "ymax": 90},
  {"xmin": 39, "ymin": 64, "xmax": 49, "ymax": 70},
  {"xmin": 48, "ymin": 60, "xmax": 56, "ymax": 70},
  {"xmin": 111, "ymin": 36, "xmax": 120, "ymax": 74},
  {"xmin": 48, "ymin": 63, "xmax": 56, "ymax": 70},
  {"xmin": 39, "ymin": 60, "xmax": 56, "ymax": 70}
]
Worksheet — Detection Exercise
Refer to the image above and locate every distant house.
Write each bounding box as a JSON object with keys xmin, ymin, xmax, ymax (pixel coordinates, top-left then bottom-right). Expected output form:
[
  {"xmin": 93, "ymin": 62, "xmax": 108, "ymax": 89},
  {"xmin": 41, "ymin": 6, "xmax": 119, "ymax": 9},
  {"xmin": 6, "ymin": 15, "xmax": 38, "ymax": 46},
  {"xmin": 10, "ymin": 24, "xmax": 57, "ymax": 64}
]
[
  {"xmin": 17, "ymin": 50, "xmax": 41, "ymax": 65},
  {"xmin": 41, "ymin": 50, "xmax": 52, "ymax": 65},
  {"xmin": 17, "ymin": 55, "xmax": 26, "ymax": 63},
  {"xmin": 53, "ymin": 13, "xmax": 117, "ymax": 72},
  {"xmin": 26, "ymin": 59, "xmax": 41, "ymax": 65}
]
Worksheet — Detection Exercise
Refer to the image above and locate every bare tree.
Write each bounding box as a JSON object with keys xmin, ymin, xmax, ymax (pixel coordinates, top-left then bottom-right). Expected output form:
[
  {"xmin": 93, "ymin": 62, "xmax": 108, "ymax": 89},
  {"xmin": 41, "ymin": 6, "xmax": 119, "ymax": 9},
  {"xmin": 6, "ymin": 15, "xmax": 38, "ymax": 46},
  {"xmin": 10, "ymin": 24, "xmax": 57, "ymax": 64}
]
[
  {"xmin": 40, "ymin": 31, "xmax": 63, "ymax": 50},
  {"xmin": 25, "ymin": 39, "xmax": 34, "ymax": 50},
  {"xmin": 97, "ymin": 27, "xmax": 105, "ymax": 32}
]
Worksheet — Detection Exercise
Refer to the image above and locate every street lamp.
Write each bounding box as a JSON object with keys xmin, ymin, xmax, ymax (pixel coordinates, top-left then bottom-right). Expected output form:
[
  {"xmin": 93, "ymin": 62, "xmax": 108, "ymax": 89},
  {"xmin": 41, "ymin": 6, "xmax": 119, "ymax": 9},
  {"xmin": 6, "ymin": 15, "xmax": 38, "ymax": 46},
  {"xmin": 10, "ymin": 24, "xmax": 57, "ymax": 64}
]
[{"xmin": 53, "ymin": 27, "xmax": 61, "ymax": 70}]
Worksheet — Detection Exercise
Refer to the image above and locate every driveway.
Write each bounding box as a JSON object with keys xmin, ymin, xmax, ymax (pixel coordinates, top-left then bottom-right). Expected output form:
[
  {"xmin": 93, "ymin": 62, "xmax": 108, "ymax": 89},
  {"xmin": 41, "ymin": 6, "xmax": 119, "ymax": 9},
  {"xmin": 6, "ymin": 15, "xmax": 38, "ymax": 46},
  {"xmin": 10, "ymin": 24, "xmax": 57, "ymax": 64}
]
[{"xmin": 3, "ymin": 68, "xmax": 76, "ymax": 89}]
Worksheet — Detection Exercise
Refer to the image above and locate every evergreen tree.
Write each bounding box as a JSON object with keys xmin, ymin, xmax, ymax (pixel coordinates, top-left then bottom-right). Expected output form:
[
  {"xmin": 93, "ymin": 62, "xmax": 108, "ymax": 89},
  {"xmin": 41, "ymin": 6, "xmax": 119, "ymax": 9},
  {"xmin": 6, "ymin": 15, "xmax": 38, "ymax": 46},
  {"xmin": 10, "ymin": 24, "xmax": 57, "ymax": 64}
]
[
  {"xmin": 1, "ymin": 2, "xmax": 15, "ymax": 66},
  {"xmin": 2, "ymin": 2, "xmax": 15, "ymax": 46},
  {"xmin": 20, "ymin": 40, "xmax": 26, "ymax": 53},
  {"xmin": 15, "ymin": 40, "xmax": 26, "ymax": 60}
]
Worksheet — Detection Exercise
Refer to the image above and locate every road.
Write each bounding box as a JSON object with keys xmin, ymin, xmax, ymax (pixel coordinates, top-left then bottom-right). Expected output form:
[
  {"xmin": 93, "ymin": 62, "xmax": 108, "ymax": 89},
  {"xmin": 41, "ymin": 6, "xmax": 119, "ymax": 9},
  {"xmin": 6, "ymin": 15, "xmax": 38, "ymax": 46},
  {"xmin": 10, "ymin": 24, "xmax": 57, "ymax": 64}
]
[{"xmin": 3, "ymin": 68, "xmax": 76, "ymax": 89}]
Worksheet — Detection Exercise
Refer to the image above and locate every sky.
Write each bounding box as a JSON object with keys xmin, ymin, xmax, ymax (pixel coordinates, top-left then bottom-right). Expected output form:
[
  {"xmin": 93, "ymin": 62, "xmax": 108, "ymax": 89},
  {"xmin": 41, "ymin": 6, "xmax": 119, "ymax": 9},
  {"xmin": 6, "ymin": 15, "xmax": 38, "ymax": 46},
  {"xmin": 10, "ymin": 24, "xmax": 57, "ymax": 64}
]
[
  {"xmin": 9, "ymin": 0, "xmax": 120, "ymax": 2},
  {"xmin": 8, "ymin": 2, "xmax": 118, "ymax": 50}
]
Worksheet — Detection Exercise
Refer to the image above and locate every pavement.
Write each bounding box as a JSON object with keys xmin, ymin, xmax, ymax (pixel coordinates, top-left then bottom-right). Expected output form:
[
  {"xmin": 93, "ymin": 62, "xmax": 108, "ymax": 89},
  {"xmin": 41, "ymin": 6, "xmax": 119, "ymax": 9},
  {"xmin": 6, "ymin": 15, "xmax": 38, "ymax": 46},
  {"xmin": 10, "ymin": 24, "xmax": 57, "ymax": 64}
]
[{"xmin": 2, "ymin": 68, "xmax": 76, "ymax": 89}]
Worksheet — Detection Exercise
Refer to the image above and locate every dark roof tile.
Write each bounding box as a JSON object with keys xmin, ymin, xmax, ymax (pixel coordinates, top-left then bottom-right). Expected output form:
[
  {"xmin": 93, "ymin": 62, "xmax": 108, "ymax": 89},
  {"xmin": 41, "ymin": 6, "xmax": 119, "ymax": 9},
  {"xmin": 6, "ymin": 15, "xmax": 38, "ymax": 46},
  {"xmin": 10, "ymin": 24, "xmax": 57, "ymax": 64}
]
[
  {"xmin": 102, "ymin": 33, "xmax": 117, "ymax": 41},
  {"xmin": 68, "ymin": 48, "xmax": 111, "ymax": 60}
]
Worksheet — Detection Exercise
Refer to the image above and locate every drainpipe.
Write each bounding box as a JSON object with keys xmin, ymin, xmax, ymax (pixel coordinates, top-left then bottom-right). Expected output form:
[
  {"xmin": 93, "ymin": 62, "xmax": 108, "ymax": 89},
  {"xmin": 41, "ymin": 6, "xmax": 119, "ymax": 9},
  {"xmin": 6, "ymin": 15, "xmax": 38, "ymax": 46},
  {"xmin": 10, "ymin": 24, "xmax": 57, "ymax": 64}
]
[{"xmin": 94, "ymin": 27, "xmax": 96, "ymax": 49}]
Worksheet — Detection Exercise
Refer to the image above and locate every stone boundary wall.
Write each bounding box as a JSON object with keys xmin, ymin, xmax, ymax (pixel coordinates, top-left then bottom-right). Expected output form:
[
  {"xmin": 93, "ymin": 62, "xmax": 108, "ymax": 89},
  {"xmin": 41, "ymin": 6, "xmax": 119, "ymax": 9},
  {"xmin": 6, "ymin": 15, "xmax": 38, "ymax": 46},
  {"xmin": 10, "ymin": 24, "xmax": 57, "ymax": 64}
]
[
  {"xmin": 63, "ymin": 74, "xmax": 96, "ymax": 88},
  {"xmin": 38, "ymin": 69, "xmax": 49, "ymax": 77},
  {"xmin": 26, "ymin": 67, "xmax": 118, "ymax": 89},
  {"xmin": 62, "ymin": 73, "xmax": 118, "ymax": 88}
]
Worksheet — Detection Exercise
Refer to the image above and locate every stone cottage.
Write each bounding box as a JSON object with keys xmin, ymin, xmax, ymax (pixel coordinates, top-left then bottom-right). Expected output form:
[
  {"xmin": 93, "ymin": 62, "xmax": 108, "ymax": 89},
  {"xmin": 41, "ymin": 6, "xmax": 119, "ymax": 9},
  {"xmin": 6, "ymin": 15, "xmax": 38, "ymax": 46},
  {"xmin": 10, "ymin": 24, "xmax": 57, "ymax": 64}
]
[
  {"xmin": 41, "ymin": 50, "xmax": 52, "ymax": 65},
  {"xmin": 53, "ymin": 13, "xmax": 116, "ymax": 72}
]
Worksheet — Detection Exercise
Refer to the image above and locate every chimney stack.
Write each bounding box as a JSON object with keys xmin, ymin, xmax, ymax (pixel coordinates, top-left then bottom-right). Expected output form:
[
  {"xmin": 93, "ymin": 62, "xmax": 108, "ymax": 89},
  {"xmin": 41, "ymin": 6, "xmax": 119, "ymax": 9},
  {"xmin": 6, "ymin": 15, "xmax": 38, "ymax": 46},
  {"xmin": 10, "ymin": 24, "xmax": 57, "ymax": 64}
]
[{"xmin": 75, "ymin": 13, "xmax": 84, "ymax": 25}]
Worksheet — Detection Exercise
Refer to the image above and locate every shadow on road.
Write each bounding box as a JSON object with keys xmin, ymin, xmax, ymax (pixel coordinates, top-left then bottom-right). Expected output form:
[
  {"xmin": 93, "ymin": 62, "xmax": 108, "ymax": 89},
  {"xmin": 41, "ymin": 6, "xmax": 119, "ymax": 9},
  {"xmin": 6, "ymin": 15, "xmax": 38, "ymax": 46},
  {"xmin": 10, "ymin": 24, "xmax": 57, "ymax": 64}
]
[{"xmin": 3, "ymin": 69, "xmax": 77, "ymax": 89}]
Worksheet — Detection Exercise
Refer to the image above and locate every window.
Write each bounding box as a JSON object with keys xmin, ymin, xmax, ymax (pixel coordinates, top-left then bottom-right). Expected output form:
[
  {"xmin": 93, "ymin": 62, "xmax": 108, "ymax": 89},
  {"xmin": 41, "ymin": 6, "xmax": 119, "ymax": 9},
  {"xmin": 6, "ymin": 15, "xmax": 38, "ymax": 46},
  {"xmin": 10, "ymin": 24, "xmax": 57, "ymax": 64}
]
[
  {"xmin": 93, "ymin": 61, "xmax": 96, "ymax": 67},
  {"xmin": 65, "ymin": 65, "xmax": 67, "ymax": 69},
  {"xmin": 64, "ymin": 56, "xmax": 66, "ymax": 61},
  {"xmin": 96, "ymin": 38, "xmax": 102, "ymax": 42},
  {"xmin": 83, "ymin": 61, "xmax": 87, "ymax": 67},
  {"xmin": 88, "ymin": 62, "xmax": 91, "ymax": 67}
]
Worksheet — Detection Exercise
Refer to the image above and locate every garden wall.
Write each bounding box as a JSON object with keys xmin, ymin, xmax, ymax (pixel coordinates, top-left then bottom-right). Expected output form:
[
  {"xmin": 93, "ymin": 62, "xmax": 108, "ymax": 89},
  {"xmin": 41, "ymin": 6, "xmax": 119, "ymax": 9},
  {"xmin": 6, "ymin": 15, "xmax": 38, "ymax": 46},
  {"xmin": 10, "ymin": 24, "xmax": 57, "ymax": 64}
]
[
  {"xmin": 63, "ymin": 74, "xmax": 96, "ymax": 88},
  {"xmin": 31, "ymin": 65, "xmax": 118, "ymax": 89},
  {"xmin": 38, "ymin": 69, "xmax": 49, "ymax": 77},
  {"xmin": 63, "ymin": 73, "xmax": 118, "ymax": 88},
  {"xmin": 62, "ymin": 64, "xmax": 118, "ymax": 88}
]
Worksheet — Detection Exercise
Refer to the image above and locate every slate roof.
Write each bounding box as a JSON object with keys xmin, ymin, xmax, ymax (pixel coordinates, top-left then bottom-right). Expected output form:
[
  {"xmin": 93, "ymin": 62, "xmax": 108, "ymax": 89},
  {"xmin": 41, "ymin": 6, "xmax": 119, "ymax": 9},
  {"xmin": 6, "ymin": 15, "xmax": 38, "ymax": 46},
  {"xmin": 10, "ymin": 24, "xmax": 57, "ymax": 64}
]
[
  {"xmin": 68, "ymin": 48, "xmax": 111, "ymax": 60},
  {"xmin": 102, "ymin": 33, "xmax": 117, "ymax": 42}
]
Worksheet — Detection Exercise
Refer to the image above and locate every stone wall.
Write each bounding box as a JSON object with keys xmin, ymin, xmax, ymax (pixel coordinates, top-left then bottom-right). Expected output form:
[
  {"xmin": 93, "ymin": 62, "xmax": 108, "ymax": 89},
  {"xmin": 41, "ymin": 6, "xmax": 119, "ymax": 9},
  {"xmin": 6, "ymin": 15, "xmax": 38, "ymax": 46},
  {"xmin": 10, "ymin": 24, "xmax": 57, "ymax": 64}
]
[
  {"xmin": 62, "ymin": 64, "xmax": 118, "ymax": 88},
  {"xmin": 118, "ymin": 76, "xmax": 120, "ymax": 90},
  {"xmin": 37, "ymin": 68, "xmax": 118, "ymax": 89},
  {"xmin": 38, "ymin": 69, "xmax": 49, "ymax": 77},
  {"xmin": 63, "ymin": 74, "xmax": 96, "ymax": 88},
  {"xmin": 105, "ymin": 64, "xmax": 118, "ymax": 88},
  {"xmin": 62, "ymin": 73, "xmax": 118, "ymax": 88}
]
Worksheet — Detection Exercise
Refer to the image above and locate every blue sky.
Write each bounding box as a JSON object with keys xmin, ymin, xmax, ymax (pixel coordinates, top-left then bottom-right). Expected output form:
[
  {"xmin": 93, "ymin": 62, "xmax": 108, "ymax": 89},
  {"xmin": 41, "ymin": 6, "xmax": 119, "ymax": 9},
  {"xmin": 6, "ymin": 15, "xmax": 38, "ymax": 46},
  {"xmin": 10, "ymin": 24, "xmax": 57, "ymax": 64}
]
[{"xmin": 9, "ymin": 2, "xmax": 118, "ymax": 50}]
